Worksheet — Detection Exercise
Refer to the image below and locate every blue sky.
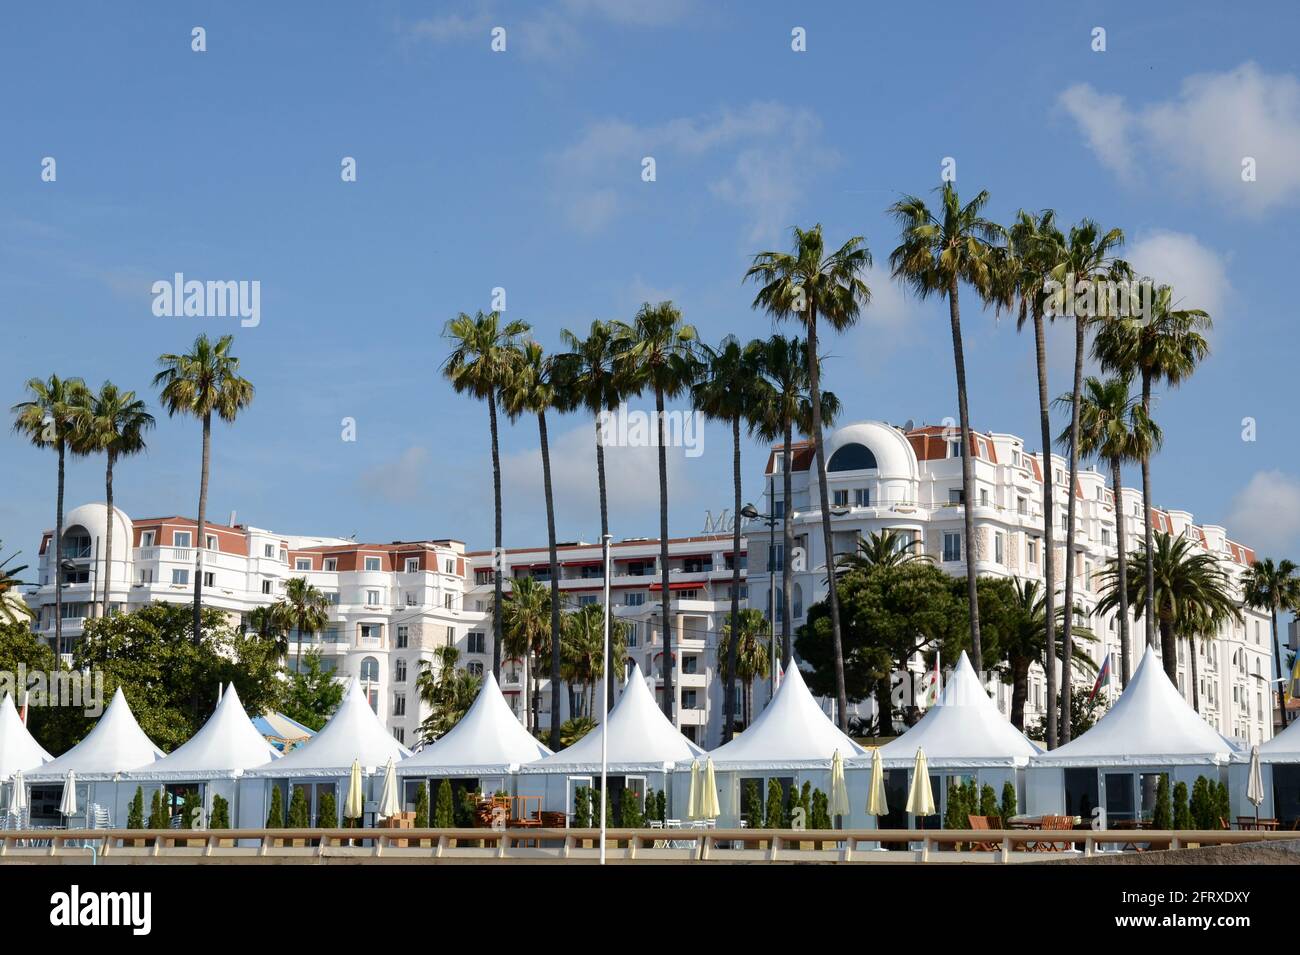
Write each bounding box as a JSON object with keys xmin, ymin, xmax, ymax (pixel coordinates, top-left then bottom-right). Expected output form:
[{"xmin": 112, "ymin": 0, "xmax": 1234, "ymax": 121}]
[{"xmin": 3, "ymin": 1, "xmax": 1299, "ymax": 582}]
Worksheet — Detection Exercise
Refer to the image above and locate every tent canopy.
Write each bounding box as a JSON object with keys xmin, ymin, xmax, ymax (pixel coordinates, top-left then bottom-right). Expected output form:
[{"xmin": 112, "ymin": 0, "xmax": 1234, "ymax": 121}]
[
  {"xmin": 521, "ymin": 664, "xmax": 704, "ymax": 774},
  {"xmin": 707, "ymin": 664, "xmax": 866, "ymax": 771},
  {"xmin": 1032, "ymin": 645, "xmax": 1233, "ymax": 768},
  {"xmin": 1256, "ymin": 707, "xmax": 1300, "ymax": 763},
  {"xmin": 0, "ymin": 693, "xmax": 53, "ymax": 780},
  {"xmin": 869, "ymin": 652, "xmax": 1040, "ymax": 768},
  {"xmin": 398, "ymin": 672, "xmax": 551, "ymax": 776},
  {"xmin": 128, "ymin": 684, "xmax": 280, "ymax": 780},
  {"xmin": 246, "ymin": 678, "xmax": 410, "ymax": 778},
  {"xmin": 252, "ymin": 711, "xmax": 315, "ymax": 752},
  {"xmin": 27, "ymin": 687, "xmax": 163, "ymax": 781}
]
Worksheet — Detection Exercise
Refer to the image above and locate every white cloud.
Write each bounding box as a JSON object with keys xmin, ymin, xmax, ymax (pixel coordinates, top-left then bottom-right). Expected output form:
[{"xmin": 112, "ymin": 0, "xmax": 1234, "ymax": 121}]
[
  {"xmin": 357, "ymin": 446, "xmax": 431, "ymax": 504},
  {"xmin": 1058, "ymin": 63, "xmax": 1300, "ymax": 215},
  {"xmin": 1226, "ymin": 470, "xmax": 1300, "ymax": 553},
  {"xmin": 1126, "ymin": 230, "xmax": 1231, "ymax": 320}
]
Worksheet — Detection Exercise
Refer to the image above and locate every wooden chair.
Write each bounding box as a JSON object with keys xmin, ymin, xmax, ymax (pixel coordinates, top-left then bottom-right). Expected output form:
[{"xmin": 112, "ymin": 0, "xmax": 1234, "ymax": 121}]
[
  {"xmin": 966, "ymin": 814, "xmax": 1002, "ymax": 852},
  {"xmin": 1220, "ymin": 816, "xmax": 1232, "ymax": 831},
  {"xmin": 1034, "ymin": 814, "xmax": 1076, "ymax": 852}
]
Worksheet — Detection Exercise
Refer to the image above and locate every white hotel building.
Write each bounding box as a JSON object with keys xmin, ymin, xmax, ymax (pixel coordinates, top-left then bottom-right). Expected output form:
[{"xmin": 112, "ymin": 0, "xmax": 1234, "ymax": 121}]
[{"xmin": 744, "ymin": 420, "xmax": 1275, "ymax": 744}]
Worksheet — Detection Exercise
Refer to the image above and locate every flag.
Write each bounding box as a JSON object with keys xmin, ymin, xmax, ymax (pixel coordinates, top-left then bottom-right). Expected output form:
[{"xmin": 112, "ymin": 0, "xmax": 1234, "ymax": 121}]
[
  {"xmin": 774, "ymin": 660, "xmax": 784, "ymax": 690},
  {"xmin": 1286, "ymin": 653, "xmax": 1300, "ymax": 704},
  {"xmin": 1089, "ymin": 652, "xmax": 1112, "ymax": 702},
  {"xmin": 19, "ymin": 690, "xmax": 27, "ymax": 726},
  {"xmin": 930, "ymin": 652, "xmax": 941, "ymax": 705}
]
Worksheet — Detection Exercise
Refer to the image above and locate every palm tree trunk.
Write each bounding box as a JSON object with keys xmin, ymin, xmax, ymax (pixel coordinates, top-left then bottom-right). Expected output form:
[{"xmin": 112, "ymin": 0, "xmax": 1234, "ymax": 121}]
[
  {"xmin": 947, "ymin": 278, "xmax": 983, "ymax": 673},
  {"xmin": 489, "ymin": 391, "xmax": 504, "ymax": 682},
  {"xmin": 1010, "ymin": 656, "xmax": 1030, "ymax": 731},
  {"xmin": 1033, "ymin": 311, "xmax": 1058, "ymax": 748},
  {"xmin": 539, "ymin": 412, "xmax": 562, "ymax": 751},
  {"xmin": 806, "ymin": 305, "xmax": 849, "ymax": 730},
  {"xmin": 1111, "ymin": 458, "xmax": 1132, "ymax": 687},
  {"xmin": 102, "ymin": 450, "xmax": 116, "ymax": 619},
  {"xmin": 54, "ymin": 444, "xmax": 64, "ymax": 655},
  {"xmin": 781, "ymin": 417, "xmax": 794, "ymax": 666},
  {"xmin": 1189, "ymin": 637, "xmax": 1201, "ymax": 712},
  {"xmin": 1272, "ymin": 605, "xmax": 1288, "ymax": 729},
  {"xmin": 1060, "ymin": 321, "xmax": 1085, "ymax": 742},
  {"xmin": 193, "ymin": 410, "xmax": 210, "ymax": 646},
  {"xmin": 656, "ymin": 387, "xmax": 675, "ymax": 723},
  {"xmin": 1140, "ymin": 371, "xmax": 1158, "ymax": 658},
  {"xmin": 1160, "ymin": 619, "xmax": 1178, "ymax": 687},
  {"xmin": 595, "ymin": 416, "xmax": 616, "ymax": 704},
  {"xmin": 724, "ymin": 415, "xmax": 741, "ymax": 743}
]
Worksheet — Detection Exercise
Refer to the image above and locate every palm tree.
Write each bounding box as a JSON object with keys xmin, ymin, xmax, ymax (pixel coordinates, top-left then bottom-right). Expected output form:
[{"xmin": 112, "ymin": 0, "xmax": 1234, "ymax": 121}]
[
  {"xmin": 889, "ymin": 185, "xmax": 1001, "ymax": 676},
  {"xmin": 247, "ymin": 603, "xmax": 293, "ymax": 659},
  {"xmin": 998, "ymin": 208, "xmax": 1065, "ymax": 747},
  {"xmin": 278, "ymin": 577, "xmax": 331, "ymax": 675},
  {"xmin": 1096, "ymin": 531, "xmax": 1241, "ymax": 693},
  {"xmin": 745, "ymin": 226, "xmax": 871, "ymax": 731},
  {"xmin": 835, "ymin": 528, "xmax": 931, "ymax": 575},
  {"xmin": 12, "ymin": 374, "xmax": 89, "ymax": 653},
  {"xmin": 498, "ymin": 559, "xmax": 552, "ymax": 736},
  {"xmin": 611, "ymin": 302, "xmax": 700, "ymax": 723},
  {"xmin": 153, "ymin": 334, "xmax": 255, "ymax": 645},
  {"xmin": 1094, "ymin": 285, "xmax": 1211, "ymax": 664},
  {"xmin": 562, "ymin": 603, "xmax": 628, "ymax": 717},
  {"xmin": 1241, "ymin": 559, "xmax": 1300, "ymax": 730},
  {"xmin": 693, "ymin": 336, "xmax": 769, "ymax": 742},
  {"xmin": 994, "ymin": 578, "xmax": 1097, "ymax": 730},
  {"xmin": 500, "ymin": 340, "xmax": 565, "ymax": 750},
  {"xmin": 76, "ymin": 382, "xmax": 154, "ymax": 618},
  {"xmin": 1046, "ymin": 220, "xmax": 1130, "ymax": 742},
  {"xmin": 749, "ymin": 335, "xmax": 841, "ymax": 670},
  {"xmin": 1056, "ymin": 376, "xmax": 1160, "ymax": 688},
  {"xmin": 0, "ymin": 543, "xmax": 33, "ymax": 626},
  {"xmin": 416, "ymin": 645, "xmax": 483, "ymax": 744},
  {"xmin": 718, "ymin": 608, "xmax": 772, "ymax": 726},
  {"xmin": 442, "ymin": 310, "xmax": 529, "ymax": 683}
]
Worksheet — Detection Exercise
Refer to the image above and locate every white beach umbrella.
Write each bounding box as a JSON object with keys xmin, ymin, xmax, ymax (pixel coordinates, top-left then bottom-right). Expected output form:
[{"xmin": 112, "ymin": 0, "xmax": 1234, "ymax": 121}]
[
  {"xmin": 59, "ymin": 769, "xmax": 78, "ymax": 818},
  {"xmin": 828, "ymin": 749, "xmax": 850, "ymax": 822},
  {"xmin": 905, "ymin": 748, "xmax": 935, "ymax": 821},
  {"xmin": 10, "ymin": 770, "xmax": 28, "ymax": 820},
  {"xmin": 700, "ymin": 758, "xmax": 720, "ymax": 820},
  {"xmin": 377, "ymin": 757, "xmax": 400, "ymax": 820},
  {"xmin": 686, "ymin": 759, "xmax": 701, "ymax": 819},
  {"xmin": 866, "ymin": 748, "xmax": 888, "ymax": 817},
  {"xmin": 344, "ymin": 759, "xmax": 364, "ymax": 824},
  {"xmin": 1247, "ymin": 744, "xmax": 1265, "ymax": 820}
]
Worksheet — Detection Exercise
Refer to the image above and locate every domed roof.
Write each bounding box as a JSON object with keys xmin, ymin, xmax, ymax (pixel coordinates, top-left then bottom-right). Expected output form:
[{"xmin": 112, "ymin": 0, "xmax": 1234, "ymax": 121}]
[
  {"xmin": 824, "ymin": 421, "xmax": 919, "ymax": 480},
  {"xmin": 60, "ymin": 502, "xmax": 133, "ymax": 545}
]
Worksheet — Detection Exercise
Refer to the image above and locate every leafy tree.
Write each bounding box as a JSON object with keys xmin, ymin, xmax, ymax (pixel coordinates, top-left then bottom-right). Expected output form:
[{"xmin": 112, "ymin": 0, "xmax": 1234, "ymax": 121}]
[
  {"xmin": 209, "ymin": 794, "xmax": 230, "ymax": 830},
  {"xmin": 573, "ymin": 785, "xmax": 592, "ymax": 828},
  {"xmin": 1000, "ymin": 781, "xmax": 1018, "ymax": 822},
  {"xmin": 744, "ymin": 780, "xmax": 763, "ymax": 830},
  {"xmin": 434, "ymin": 780, "xmax": 455, "ymax": 827},
  {"xmin": 811, "ymin": 789, "xmax": 831, "ymax": 830},
  {"xmin": 413, "ymin": 783, "xmax": 429, "ymax": 828},
  {"xmin": 1241, "ymin": 558, "xmax": 1300, "ymax": 730},
  {"xmin": 763, "ymin": 778, "xmax": 785, "ymax": 829},
  {"xmin": 1190, "ymin": 776, "xmax": 1211, "ymax": 830},
  {"xmin": 620, "ymin": 787, "xmax": 645, "ymax": 828},
  {"xmin": 799, "ymin": 781, "xmax": 813, "ymax": 829},
  {"xmin": 1152, "ymin": 774, "xmax": 1171, "ymax": 829},
  {"xmin": 1173, "ymin": 781, "xmax": 1191, "ymax": 830},
  {"xmin": 1215, "ymin": 781, "xmax": 1231, "ymax": 829},
  {"xmin": 280, "ymin": 648, "xmax": 344, "ymax": 731},
  {"xmin": 266, "ymin": 786, "xmax": 285, "ymax": 828},
  {"xmin": 318, "ymin": 789, "xmax": 337, "ymax": 828},
  {"xmin": 180, "ymin": 790, "xmax": 202, "ymax": 829},
  {"xmin": 287, "ymin": 786, "xmax": 310, "ymax": 828},
  {"xmin": 980, "ymin": 784, "xmax": 998, "ymax": 818},
  {"xmin": 149, "ymin": 789, "xmax": 170, "ymax": 829},
  {"xmin": 127, "ymin": 787, "xmax": 144, "ymax": 829},
  {"xmin": 416, "ymin": 645, "xmax": 482, "ymax": 744},
  {"xmin": 0, "ymin": 622, "xmax": 79, "ymax": 753},
  {"xmin": 653, "ymin": 789, "xmax": 666, "ymax": 824}
]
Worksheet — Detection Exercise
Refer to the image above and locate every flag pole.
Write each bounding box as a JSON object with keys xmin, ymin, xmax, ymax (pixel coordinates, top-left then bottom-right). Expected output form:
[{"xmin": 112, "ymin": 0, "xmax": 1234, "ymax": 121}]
[{"xmin": 599, "ymin": 533, "xmax": 612, "ymax": 866}]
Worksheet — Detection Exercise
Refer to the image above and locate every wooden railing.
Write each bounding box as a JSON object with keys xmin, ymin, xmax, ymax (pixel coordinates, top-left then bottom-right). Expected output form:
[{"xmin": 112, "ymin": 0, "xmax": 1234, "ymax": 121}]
[{"xmin": 0, "ymin": 827, "xmax": 1294, "ymax": 863}]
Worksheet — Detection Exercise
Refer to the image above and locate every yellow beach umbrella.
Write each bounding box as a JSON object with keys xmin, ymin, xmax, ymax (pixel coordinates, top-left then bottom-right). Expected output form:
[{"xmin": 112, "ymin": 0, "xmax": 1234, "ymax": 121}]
[
  {"xmin": 344, "ymin": 759, "xmax": 364, "ymax": 825},
  {"xmin": 905, "ymin": 748, "xmax": 935, "ymax": 820},
  {"xmin": 687, "ymin": 759, "xmax": 701, "ymax": 819},
  {"xmin": 700, "ymin": 758, "xmax": 720, "ymax": 820},
  {"xmin": 866, "ymin": 748, "xmax": 888, "ymax": 817},
  {"xmin": 828, "ymin": 749, "xmax": 849, "ymax": 822}
]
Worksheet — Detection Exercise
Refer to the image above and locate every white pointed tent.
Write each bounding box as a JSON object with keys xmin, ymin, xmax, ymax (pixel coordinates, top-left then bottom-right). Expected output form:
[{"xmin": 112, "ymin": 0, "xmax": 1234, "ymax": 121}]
[
  {"xmin": 873, "ymin": 652, "xmax": 1040, "ymax": 768},
  {"xmin": 1032, "ymin": 646, "xmax": 1233, "ymax": 768},
  {"xmin": 245, "ymin": 678, "xmax": 410, "ymax": 778},
  {"xmin": 398, "ymin": 673, "xmax": 551, "ymax": 777},
  {"xmin": 0, "ymin": 694, "xmax": 52, "ymax": 779},
  {"xmin": 1257, "ymin": 714, "xmax": 1300, "ymax": 762},
  {"xmin": 521, "ymin": 664, "xmax": 704, "ymax": 775},
  {"xmin": 1227, "ymin": 698, "xmax": 1300, "ymax": 819},
  {"xmin": 128, "ymin": 685, "xmax": 279, "ymax": 780},
  {"xmin": 27, "ymin": 687, "xmax": 163, "ymax": 780},
  {"xmin": 707, "ymin": 663, "xmax": 866, "ymax": 770}
]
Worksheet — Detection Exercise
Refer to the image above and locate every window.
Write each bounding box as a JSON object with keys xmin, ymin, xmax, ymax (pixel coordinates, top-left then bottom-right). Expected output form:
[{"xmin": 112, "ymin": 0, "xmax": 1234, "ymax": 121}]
[
  {"xmin": 832, "ymin": 489, "xmax": 849, "ymax": 507},
  {"xmin": 468, "ymin": 661, "xmax": 484, "ymax": 677},
  {"xmin": 682, "ymin": 556, "xmax": 712, "ymax": 573},
  {"xmin": 1027, "ymin": 538, "xmax": 1039, "ymax": 564},
  {"xmin": 994, "ymin": 533, "xmax": 1004, "ymax": 565},
  {"xmin": 948, "ymin": 440, "xmax": 963, "ymax": 459},
  {"xmin": 625, "ymin": 592, "xmax": 645, "ymax": 607},
  {"xmin": 263, "ymin": 543, "xmax": 275, "ymax": 558},
  {"xmin": 141, "ymin": 530, "xmax": 156, "ymax": 548},
  {"xmin": 262, "ymin": 580, "xmax": 273, "ymax": 595},
  {"xmin": 137, "ymin": 568, "xmax": 154, "ymax": 584},
  {"xmin": 948, "ymin": 489, "xmax": 964, "ymax": 505},
  {"xmin": 1017, "ymin": 498, "xmax": 1028, "ymax": 516},
  {"xmin": 395, "ymin": 659, "xmax": 407, "ymax": 683},
  {"xmin": 444, "ymin": 593, "xmax": 455, "ymax": 610},
  {"xmin": 1101, "ymin": 528, "xmax": 1111, "ymax": 546},
  {"xmin": 279, "ymin": 548, "xmax": 288, "ymax": 563},
  {"xmin": 393, "ymin": 727, "xmax": 405, "ymax": 744},
  {"xmin": 359, "ymin": 657, "xmax": 379, "ymax": 682},
  {"xmin": 203, "ymin": 571, "xmax": 215, "ymax": 588},
  {"xmin": 445, "ymin": 558, "xmax": 455, "ymax": 574},
  {"xmin": 683, "ymin": 690, "xmax": 698, "ymax": 709},
  {"xmin": 827, "ymin": 443, "xmax": 878, "ymax": 471},
  {"xmin": 979, "ymin": 489, "xmax": 990, "ymax": 507},
  {"xmin": 360, "ymin": 624, "xmax": 381, "ymax": 643},
  {"xmin": 773, "ymin": 499, "xmax": 786, "ymax": 519},
  {"xmin": 392, "ymin": 693, "xmax": 406, "ymax": 717},
  {"xmin": 943, "ymin": 533, "xmax": 962, "ymax": 563},
  {"xmin": 172, "ymin": 568, "xmax": 189, "ymax": 585},
  {"xmin": 1054, "ymin": 469, "xmax": 1064, "ymax": 485},
  {"xmin": 467, "ymin": 631, "xmax": 486, "ymax": 654},
  {"xmin": 396, "ymin": 625, "xmax": 409, "ymax": 649},
  {"xmin": 206, "ymin": 534, "xmax": 218, "ymax": 550},
  {"xmin": 405, "ymin": 592, "xmax": 417, "ymax": 607},
  {"xmin": 578, "ymin": 594, "xmax": 598, "ymax": 606},
  {"xmin": 364, "ymin": 556, "xmax": 381, "ymax": 572},
  {"xmin": 324, "ymin": 558, "xmax": 337, "ymax": 572},
  {"xmin": 405, "ymin": 557, "xmax": 419, "ymax": 574},
  {"xmin": 365, "ymin": 589, "xmax": 381, "ymax": 606},
  {"xmin": 854, "ymin": 488, "xmax": 870, "ymax": 507},
  {"xmin": 682, "ymin": 655, "xmax": 699, "ymax": 675},
  {"xmin": 174, "ymin": 531, "xmax": 192, "ymax": 548},
  {"xmin": 626, "ymin": 624, "xmax": 639, "ymax": 648},
  {"xmin": 326, "ymin": 591, "xmax": 339, "ymax": 605}
]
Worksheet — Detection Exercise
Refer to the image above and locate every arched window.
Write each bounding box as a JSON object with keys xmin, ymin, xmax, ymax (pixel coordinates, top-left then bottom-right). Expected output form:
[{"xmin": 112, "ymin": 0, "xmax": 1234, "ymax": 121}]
[
  {"xmin": 360, "ymin": 656, "xmax": 379, "ymax": 682},
  {"xmin": 827, "ymin": 443, "xmax": 878, "ymax": 472}
]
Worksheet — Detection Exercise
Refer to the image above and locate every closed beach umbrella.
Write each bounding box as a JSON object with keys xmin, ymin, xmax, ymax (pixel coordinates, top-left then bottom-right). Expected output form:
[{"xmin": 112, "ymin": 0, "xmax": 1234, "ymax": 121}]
[
  {"xmin": 344, "ymin": 759, "xmax": 364, "ymax": 824},
  {"xmin": 59, "ymin": 770, "xmax": 78, "ymax": 818},
  {"xmin": 377, "ymin": 757, "xmax": 400, "ymax": 820},
  {"xmin": 686, "ymin": 759, "xmax": 701, "ymax": 820},
  {"xmin": 10, "ymin": 770, "xmax": 28, "ymax": 820},
  {"xmin": 905, "ymin": 748, "xmax": 935, "ymax": 820},
  {"xmin": 1247, "ymin": 744, "xmax": 1265, "ymax": 820},
  {"xmin": 828, "ymin": 749, "xmax": 849, "ymax": 822},
  {"xmin": 700, "ymin": 758, "xmax": 720, "ymax": 820},
  {"xmin": 866, "ymin": 748, "xmax": 888, "ymax": 817}
]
